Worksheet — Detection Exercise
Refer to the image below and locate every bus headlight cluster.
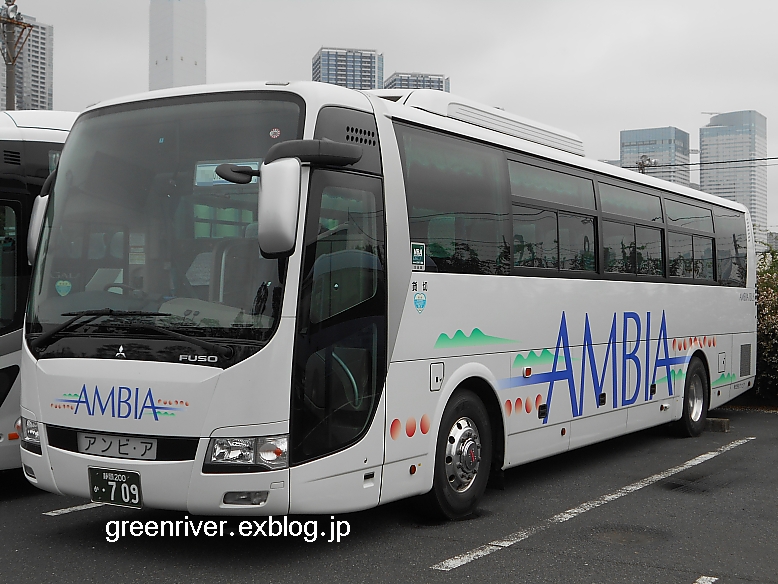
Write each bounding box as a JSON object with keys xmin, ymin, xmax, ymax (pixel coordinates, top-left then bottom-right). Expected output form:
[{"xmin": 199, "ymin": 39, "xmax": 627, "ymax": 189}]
[
  {"xmin": 206, "ymin": 434, "xmax": 288, "ymax": 471},
  {"xmin": 20, "ymin": 417, "xmax": 40, "ymax": 444}
]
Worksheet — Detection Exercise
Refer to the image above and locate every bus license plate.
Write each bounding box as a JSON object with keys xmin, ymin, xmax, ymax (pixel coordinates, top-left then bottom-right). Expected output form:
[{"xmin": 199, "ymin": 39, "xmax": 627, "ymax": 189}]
[
  {"xmin": 77, "ymin": 432, "xmax": 157, "ymax": 460},
  {"xmin": 88, "ymin": 467, "xmax": 143, "ymax": 508}
]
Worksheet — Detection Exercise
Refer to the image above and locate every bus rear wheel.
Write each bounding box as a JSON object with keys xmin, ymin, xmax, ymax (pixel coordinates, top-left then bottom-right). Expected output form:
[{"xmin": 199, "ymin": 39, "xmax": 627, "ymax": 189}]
[
  {"xmin": 425, "ymin": 389, "xmax": 492, "ymax": 520},
  {"xmin": 674, "ymin": 356, "xmax": 709, "ymax": 437}
]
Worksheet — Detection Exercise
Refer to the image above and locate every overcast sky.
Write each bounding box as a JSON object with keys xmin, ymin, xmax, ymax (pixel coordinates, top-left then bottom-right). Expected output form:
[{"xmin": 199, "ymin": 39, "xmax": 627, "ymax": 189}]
[{"xmin": 20, "ymin": 0, "xmax": 778, "ymax": 224}]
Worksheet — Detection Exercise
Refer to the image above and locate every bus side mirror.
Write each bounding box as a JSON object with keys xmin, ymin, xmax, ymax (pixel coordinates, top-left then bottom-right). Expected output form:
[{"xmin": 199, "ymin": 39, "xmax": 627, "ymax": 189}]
[
  {"xmin": 257, "ymin": 157, "xmax": 301, "ymax": 258},
  {"xmin": 28, "ymin": 170, "xmax": 56, "ymax": 265}
]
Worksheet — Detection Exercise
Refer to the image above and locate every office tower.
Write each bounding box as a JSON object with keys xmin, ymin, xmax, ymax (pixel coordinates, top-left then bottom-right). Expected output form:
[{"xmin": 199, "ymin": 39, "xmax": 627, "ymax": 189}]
[
  {"xmin": 620, "ymin": 127, "xmax": 690, "ymax": 187},
  {"xmin": 0, "ymin": 14, "xmax": 53, "ymax": 110},
  {"xmin": 384, "ymin": 72, "xmax": 450, "ymax": 92},
  {"xmin": 149, "ymin": 0, "xmax": 206, "ymax": 91},
  {"xmin": 312, "ymin": 47, "xmax": 383, "ymax": 90},
  {"xmin": 700, "ymin": 111, "xmax": 767, "ymax": 247}
]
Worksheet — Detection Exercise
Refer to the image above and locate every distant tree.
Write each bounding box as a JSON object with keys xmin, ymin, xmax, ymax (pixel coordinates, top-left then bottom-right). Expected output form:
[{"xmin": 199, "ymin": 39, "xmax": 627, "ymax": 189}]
[{"xmin": 755, "ymin": 245, "xmax": 778, "ymax": 399}]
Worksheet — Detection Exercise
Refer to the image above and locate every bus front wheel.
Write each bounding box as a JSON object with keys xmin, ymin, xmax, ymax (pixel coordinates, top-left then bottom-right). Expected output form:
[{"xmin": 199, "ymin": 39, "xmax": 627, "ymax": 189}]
[
  {"xmin": 674, "ymin": 356, "xmax": 709, "ymax": 437},
  {"xmin": 425, "ymin": 389, "xmax": 492, "ymax": 520}
]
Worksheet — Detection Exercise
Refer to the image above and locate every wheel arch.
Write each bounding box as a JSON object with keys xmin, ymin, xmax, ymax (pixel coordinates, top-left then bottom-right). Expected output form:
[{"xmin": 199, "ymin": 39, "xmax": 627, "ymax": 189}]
[
  {"xmin": 690, "ymin": 349, "xmax": 711, "ymax": 404},
  {"xmin": 453, "ymin": 376, "xmax": 505, "ymax": 478}
]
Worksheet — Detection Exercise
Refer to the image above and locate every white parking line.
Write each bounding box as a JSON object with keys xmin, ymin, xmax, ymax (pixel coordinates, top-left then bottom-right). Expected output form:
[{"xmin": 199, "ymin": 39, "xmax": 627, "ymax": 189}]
[
  {"xmin": 43, "ymin": 502, "xmax": 104, "ymax": 516},
  {"xmin": 431, "ymin": 437, "xmax": 755, "ymax": 571},
  {"xmin": 694, "ymin": 577, "xmax": 719, "ymax": 584}
]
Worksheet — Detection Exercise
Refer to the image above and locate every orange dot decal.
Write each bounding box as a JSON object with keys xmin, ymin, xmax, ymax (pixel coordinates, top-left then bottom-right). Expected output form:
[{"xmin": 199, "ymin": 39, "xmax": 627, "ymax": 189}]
[
  {"xmin": 672, "ymin": 339, "xmax": 677, "ymax": 351},
  {"xmin": 185, "ymin": 402, "xmax": 189, "ymax": 407},
  {"xmin": 703, "ymin": 336, "xmax": 706, "ymax": 345},
  {"xmin": 390, "ymin": 419, "xmax": 401, "ymax": 440},
  {"xmin": 525, "ymin": 398, "xmax": 532, "ymax": 414},
  {"xmin": 713, "ymin": 337, "xmax": 717, "ymax": 347},
  {"xmin": 536, "ymin": 394, "xmax": 543, "ymax": 410},
  {"xmin": 515, "ymin": 397, "xmax": 523, "ymax": 412},
  {"xmin": 420, "ymin": 414, "xmax": 430, "ymax": 435},
  {"xmin": 406, "ymin": 417, "xmax": 417, "ymax": 438},
  {"xmin": 683, "ymin": 339, "xmax": 687, "ymax": 350},
  {"xmin": 505, "ymin": 400, "xmax": 512, "ymax": 416}
]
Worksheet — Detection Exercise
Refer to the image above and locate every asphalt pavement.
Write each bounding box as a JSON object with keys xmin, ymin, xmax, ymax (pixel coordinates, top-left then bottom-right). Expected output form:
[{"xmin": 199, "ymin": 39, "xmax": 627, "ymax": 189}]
[{"xmin": 1, "ymin": 405, "xmax": 776, "ymax": 583}]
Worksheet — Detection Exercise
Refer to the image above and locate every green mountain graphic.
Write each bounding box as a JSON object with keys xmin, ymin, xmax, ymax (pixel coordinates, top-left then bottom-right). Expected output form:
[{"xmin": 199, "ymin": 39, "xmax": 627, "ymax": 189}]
[
  {"xmin": 655, "ymin": 368, "xmax": 686, "ymax": 387},
  {"xmin": 513, "ymin": 349, "xmax": 556, "ymax": 369},
  {"xmin": 435, "ymin": 328, "xmax": 516, "ymax": 349},
  {"xmin": 712, "ymin": 373, "xmax": 737, "ymax": 387}
]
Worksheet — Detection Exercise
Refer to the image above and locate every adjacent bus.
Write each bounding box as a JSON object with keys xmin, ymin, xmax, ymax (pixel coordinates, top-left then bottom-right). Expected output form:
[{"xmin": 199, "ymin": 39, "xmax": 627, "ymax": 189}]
[
  {"xmin": 18, "ymin": 83, "xmax": 754, "ymax": 518},
  {"xmin": 0, "ymin": 110, "xmax": 76, "ymax": 471}
]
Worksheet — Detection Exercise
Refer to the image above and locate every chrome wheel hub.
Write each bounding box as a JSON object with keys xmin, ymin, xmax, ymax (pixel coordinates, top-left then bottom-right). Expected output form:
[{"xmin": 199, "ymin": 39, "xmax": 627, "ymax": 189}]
[
  {"xmin": 688, "ymin": 373, "xmax": 704, "ymax": 422},
  {"xmin": 444, "ymin": 416, "xmax": 481, "ymax": 493}
]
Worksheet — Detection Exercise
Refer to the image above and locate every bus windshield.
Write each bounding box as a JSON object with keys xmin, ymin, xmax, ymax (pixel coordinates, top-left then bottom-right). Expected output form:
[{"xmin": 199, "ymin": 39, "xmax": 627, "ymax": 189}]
[{"xmin": 26, "ymin": 93, "xmax": 304, "ymax": 352}]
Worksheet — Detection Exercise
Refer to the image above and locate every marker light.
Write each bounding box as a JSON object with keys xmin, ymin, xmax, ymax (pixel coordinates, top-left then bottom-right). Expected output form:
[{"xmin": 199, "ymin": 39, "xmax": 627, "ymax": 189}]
[
  {"xmin": 223, "ymin": 491, "xmax": 269, "ymax": 506},
  {"xmin": 256, "ymin": 435, "xmax": 288, "ymax": 470}
]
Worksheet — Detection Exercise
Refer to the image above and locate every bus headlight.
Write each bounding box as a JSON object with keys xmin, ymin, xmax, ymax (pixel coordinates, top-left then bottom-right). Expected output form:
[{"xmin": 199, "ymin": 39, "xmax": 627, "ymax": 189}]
[
  {"xmin": 20, "ymin": 417, "xmax": 40, "ymax": 444},
  {"xmin": 205, "ymin": 434, "xmax": 288, "ymax": 472},
  {"xmin": 20, "ymin": 417, "xmax": 42, "ymax": 455}
]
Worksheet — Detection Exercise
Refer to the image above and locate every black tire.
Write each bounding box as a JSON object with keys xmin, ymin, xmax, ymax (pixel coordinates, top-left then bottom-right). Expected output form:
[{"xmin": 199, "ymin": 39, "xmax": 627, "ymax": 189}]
[
  {"xmin": 423, "ymin": 389, "xmax": 492, "ymax": 520},
  {"xmin": 673, "ymin": 356, "xmax": 709, "ymax": 437}
]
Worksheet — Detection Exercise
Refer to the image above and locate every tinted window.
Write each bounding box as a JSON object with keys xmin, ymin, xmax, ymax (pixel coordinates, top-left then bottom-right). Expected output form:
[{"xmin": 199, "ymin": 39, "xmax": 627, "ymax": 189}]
[
  {"xmin": 668, "ymin": 232, "xmax": 693, "ymax": 278},
  {"xmin": 665, "ymin": 199, "xmax": 713, "ymax": 232},
  {"xmin": 693, "ymin": 236, "xmax": 715, "ymax": 281},
  {"xmin": 396, "ymin": 124, "xmax": 509, "ymax": 275},
  {"xmin": 0, "ymin": 205, "xmax": 17, "ymax": 331},
  {"xmin": 603, "ymin": 221, "xmax": 635, "ymax": 274},
  {"xmin": 636, "ymin": 226, "xmax": 663, "ymax": 276},
  {"xmin": 599, "ymin": 183, "xmax": 662, "ymax": 222},
  {"xmin": 509, "ymin": 160, "xmax": 595, "ymax": 210},
  {"xmin": 513, "ymin": 206, "xmax": 557, "ymax": 269},
  {"xmin": 714, "ymin": 207, "xmax": 747, "ymax": 287},
  {"xmin": 558, "ymin": 213, "xmax": 596, "ymax": 271}
]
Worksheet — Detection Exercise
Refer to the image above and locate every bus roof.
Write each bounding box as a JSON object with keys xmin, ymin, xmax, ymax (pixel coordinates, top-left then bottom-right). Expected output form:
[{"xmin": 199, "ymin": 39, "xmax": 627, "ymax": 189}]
[
  {"xmin": 0, "ymin": 110, "xmax": 78, "ymax": 132},
  {"xmin": 82, "ymin": 81, "xmax": 748, "ymax": 216}
]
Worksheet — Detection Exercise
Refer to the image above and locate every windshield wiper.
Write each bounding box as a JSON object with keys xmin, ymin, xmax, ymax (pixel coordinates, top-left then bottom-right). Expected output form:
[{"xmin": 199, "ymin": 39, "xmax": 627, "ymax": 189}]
[
  {"xmin": 29, "ymin": 309, "xmax": 171, "ymax": 350},
  {"xmin": 129, "ymin": 322, "xmax": 234, "ymax": 359}
]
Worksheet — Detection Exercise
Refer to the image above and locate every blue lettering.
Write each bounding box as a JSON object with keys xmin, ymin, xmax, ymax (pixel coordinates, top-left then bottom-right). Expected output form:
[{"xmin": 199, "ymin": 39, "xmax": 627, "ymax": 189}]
[
  {"xmin": 117, "ymin": 386, "xmax": 132, "ymax": 419},
  {"xmin": 622, "ymin": 312, "xmax": 641, "ymax": 406},
  {"xmin": 137, "ymin": 389, "xmax": 159, "ymax": 421},
  {"xmin": 74, "ymin": 384, "xmax": 93, "ymax": 416},
  {"xmin": 644, "ymin": 312, "xmax": 652, "ymax": 401},
  {"xmin": 579, "ymin": 313, "xmax": 617, "ymax": 416},
  {"xmin": 651, "ymin": 311, "xmax": 674, "ymax": 396},
  {"xmin": 545, "ymin": 312, "xmax": 576, "ymax": 424},
  {"xmin": 92, "ymin": 386, "xmax": 115, "ymax": 417}
]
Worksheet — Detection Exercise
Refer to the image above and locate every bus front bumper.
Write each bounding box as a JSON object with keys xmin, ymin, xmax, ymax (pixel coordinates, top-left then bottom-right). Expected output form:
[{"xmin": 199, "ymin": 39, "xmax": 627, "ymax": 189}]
[{"xmin": 21, "ymin": 435, "xmax": 290, "ymax": 515}]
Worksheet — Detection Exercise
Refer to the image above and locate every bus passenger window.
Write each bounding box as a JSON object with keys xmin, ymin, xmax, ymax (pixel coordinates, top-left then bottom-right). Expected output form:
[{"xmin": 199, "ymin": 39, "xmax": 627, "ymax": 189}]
[
  {"xmin": 394, "ymin": 123, "xmax": 510, "ymax": 275},
  {"xmin": 558, "ymin": 213, "xmax": 596, "ymax": 271},
  {"xmin": 693, "ymin": 236, "xmax": 715, "ymax": 281},
  {"xmin": 599, "ymin": 184, "xmax": 662, "ymax": 223},
  {"xmin": 714, "ymin": 208, "xmax": 747, "ymax": 287},
  {"xmin": 665, "ymin": 199, "xmax": 713, "ymax": 232},
  {"xmin": 509, "ymin": 160, "xmax": 595, "ymax": 210},
  {"xmin": 0, "ymin": 205, "xmax": 16, "ymax": 328},
  {"xmin": 603, "ymin": 221, "xmax": 635, "ymax": 274},
  {"xmin": 668, "ymin": 232, "xmax": 693, "ymax": 278},
  {"xmin": 636, "ymin": 226, "xmax": 663, "ymax": 276},
  {"xmin": 513, "ymin": 206, "xmax": 557, "ymax": 269}
]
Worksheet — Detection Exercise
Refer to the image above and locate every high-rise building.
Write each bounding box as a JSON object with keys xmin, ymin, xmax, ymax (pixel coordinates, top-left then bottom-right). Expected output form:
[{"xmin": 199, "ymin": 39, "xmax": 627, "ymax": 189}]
[
  {"xmin": 700, "ymin": 111, "xmax": 767, "ymax": 247},
  {"xmin": 312, "ymin": 47, "xmax": 383, "ymax": 90},
  {"xmin": 149, "ymin": 0, "xmax": 206, "ymax": 91},
  {"xmin": 620, "ymin": 127, "xmax": 690, "ymax": 187},
  {"xmin": 384, "ymin": 72, "xmax": 450, "ymax": 92},
  {"xmin": 0, "ymin": 14, "xmax": 54, "ymax": 110}
]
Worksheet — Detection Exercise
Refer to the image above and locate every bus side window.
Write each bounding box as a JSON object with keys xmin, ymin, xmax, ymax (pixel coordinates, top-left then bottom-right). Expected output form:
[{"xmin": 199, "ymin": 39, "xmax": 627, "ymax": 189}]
[
  {"xmin": 714, "ymin": 208, "xmax": 747, "ymax": 287},
  {"xmin": 395, "ymin": 123, "xmax": 509, "ymax": 275},
  {"xmin": 0, "ymin": 205, "xmax": 17, "ymax": 328}
]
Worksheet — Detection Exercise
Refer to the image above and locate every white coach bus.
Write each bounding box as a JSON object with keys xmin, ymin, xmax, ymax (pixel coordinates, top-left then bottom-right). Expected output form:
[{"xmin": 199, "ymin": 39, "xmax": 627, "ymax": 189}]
[
  {"xmin": 19, "ymin": 83, "xmax": 754, "ymax": 518},
  {"xmin": 0, "ymin": 110, "xmax": 75, "ymax": 471}
]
